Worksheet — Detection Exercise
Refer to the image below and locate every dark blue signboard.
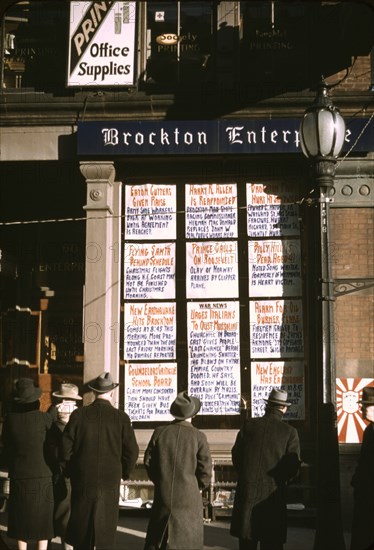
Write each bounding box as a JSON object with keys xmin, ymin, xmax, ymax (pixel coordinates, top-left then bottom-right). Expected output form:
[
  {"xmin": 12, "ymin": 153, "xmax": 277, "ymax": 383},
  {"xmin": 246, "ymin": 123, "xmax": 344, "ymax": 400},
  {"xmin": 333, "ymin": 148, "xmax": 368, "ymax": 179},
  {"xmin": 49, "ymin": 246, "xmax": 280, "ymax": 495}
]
[{"xmin": 77, "ymin": 118, "xmax": 373, "ymax": 156}]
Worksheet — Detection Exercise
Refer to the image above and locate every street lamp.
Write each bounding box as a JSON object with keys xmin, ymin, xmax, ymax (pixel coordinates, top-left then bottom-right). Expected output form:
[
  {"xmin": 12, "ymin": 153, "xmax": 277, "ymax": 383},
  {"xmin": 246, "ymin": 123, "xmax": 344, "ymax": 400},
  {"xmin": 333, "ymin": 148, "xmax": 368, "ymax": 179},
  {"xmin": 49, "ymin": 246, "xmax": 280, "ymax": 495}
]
[{"xmin": 300, "ymin": 81, "xmax": 346, "ymax": 550}]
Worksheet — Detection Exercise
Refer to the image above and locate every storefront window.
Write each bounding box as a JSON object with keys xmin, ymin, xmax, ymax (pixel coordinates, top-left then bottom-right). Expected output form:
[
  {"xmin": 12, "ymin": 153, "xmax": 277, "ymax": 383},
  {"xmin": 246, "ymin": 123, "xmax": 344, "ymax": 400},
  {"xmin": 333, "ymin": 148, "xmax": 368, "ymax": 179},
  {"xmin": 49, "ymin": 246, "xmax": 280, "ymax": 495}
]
[{"xmin": 144, "ymin": 2, "xmax": 213, "ymax": 91}]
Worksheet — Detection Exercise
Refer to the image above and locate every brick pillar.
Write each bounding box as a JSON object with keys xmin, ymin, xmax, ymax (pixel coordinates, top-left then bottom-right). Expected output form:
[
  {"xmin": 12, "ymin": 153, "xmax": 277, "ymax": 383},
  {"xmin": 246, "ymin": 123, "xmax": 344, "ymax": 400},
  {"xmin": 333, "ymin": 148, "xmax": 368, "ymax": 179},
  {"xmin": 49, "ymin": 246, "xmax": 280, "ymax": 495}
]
[{"xmin": 80, "ymin": 162, "xmax": 122, "ymax": 404}]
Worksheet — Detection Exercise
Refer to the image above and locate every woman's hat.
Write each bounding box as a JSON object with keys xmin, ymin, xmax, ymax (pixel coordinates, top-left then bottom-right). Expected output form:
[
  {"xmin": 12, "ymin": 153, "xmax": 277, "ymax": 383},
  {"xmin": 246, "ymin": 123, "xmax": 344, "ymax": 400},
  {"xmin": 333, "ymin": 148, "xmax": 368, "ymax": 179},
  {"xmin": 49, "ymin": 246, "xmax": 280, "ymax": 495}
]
[
  {"xmin": 170, "ymin": 391, "xmax": 201, "ymax": 420},
  {"xmin": 88, "ymin": 372, "xmax": 119, "ymax": 393},
  {"xmin": 358, "ymin": 386, "xmax": 374, "ymax": 405},
  {"xmin": 53, "ymin": 383, "xmax": 82, "ymax": 400},
  {"xmin": 264, "ymin": 388, "xmax": 291, "ymax": 407},
  {"xmin": 13, "ymin": 378, "xmax": 42, "ymax": 404}
]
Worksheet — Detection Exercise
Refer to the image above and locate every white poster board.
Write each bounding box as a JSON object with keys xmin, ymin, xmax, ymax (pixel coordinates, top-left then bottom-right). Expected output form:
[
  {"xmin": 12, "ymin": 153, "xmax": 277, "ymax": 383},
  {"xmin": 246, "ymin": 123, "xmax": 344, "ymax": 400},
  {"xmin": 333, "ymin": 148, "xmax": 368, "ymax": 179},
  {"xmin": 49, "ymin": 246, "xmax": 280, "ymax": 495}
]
[
  {"xmin": 247, "ymin": 182, "xmax": 300, "ymax": 237},
  {"xmin": 125, "ymin": 184, "xmax": 177, "ymax": 239},
  {"xmin": 250, "ymin": 299, "xmax": 304, "ymax": 358},
  {"xmin": 68, "ymin": 2, "xmax": 136, "ymax": 87},
  {"xmin": 248, "ymin": 239, "xmax": 302, "ymax": 297},
  {"xmin": 251, "ymin": 361, "xmax": 305, "ymax": 420},
  {"xmin": 124, "ymin": 302, "xmax": 176, "ymax": 360},
  {"xmin": 185, "ymin": 183, "xmax": 238, "ymax": 239},
  {"xmin": 187, "ymin": 301, "xmax": 241, "ymax": 415},
  {"xmin": 124, "ymin": 363, "xmax": 177, "ymax": 421},
  {"xmin": 124, "ymin": 243, "xmax": 176, "ymax": 299},
  {"xmin": 186, "ymin": 241, "xmax": 239, "ymax": 298}
]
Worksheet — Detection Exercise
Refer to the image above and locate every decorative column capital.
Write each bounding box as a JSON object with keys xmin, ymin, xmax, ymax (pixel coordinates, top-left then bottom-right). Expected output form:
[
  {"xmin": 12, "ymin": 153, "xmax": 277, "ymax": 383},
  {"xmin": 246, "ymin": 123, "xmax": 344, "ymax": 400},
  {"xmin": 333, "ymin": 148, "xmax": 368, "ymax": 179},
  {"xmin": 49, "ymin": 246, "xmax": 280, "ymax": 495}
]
[{"xmin": 80, "ymin": 161, "xmax": 116, "ymax": 212}]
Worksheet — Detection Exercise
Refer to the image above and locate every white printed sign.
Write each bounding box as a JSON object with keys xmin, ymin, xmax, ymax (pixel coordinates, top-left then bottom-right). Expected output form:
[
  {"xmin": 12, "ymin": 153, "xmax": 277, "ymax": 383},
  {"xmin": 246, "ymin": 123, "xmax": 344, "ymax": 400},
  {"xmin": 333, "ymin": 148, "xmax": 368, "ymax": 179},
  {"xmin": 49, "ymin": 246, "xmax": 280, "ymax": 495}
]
[
  {"xmin": 125, "ymin": 184, "xmax": 177, "ymax": 239},
  {"xmin": 250, "ymin": 299, "xmax": 304, "ymax": 358},
  {"xmin": 124, "ymin": 243, "xmax": 176, "ymax": 299},
  {"xmin": 248, "ymin": 239, "xmax": 302, "ymax": 297},
  {"xmin": 124, "ymin": 302, "xmax": 176, "ymax": 360},
  {"xmin": 186, "ymin": 241, "xmax": 239, "ymax": 298},
  {"xmin": 247, "ymin": 182, "xmax": 300, "ymax": 237},
  {"xmin": 187, "ymin": 301, "xmax": 241, "ymax": 415},
  {"xmin": 68, "ymin": 2, "xmax": 136, "ymax": 87},
  {"xmin": 185, "ymin": 183, "xmax": 238, "ymax": 239},
  {"xmin": 124, "ymin": 363, "xmax": 177, "ymax": 421},
  {"xmin": 251, "ymin": 361, "xmax": 305, "ymax": 420}
]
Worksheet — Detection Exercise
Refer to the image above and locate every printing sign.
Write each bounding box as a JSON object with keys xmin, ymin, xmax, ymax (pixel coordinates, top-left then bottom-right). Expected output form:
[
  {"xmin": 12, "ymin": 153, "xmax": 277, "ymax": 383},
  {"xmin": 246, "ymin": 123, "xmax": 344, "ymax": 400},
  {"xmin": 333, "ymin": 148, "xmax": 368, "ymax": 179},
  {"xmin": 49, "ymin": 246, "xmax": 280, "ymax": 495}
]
[{"xmin": 67, "ymin": 1, "xmax": 136, "ymax": 87}]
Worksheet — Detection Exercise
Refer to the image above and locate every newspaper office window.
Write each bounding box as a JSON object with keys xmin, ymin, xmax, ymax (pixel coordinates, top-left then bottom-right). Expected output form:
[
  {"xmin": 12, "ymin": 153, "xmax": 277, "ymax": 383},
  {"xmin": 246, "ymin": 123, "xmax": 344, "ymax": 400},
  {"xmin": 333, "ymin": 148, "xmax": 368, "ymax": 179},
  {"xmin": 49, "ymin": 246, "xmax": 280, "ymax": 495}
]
[
  {"xmin": 2, "ymin": 2, "xmax": 69, "ymax": 91},
  {"xmin": 144, "ymin": 2, "xmax": 213, "ymax": 91}
]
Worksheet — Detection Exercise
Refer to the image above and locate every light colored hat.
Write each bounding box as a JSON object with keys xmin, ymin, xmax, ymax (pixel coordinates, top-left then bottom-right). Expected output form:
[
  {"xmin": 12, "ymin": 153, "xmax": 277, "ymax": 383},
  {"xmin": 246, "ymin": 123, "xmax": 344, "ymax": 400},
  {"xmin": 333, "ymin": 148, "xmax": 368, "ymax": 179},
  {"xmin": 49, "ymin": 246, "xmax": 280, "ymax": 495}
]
[
  {"xmin": 13, "ymin": 378, "xmax": 42, "ymax": 404},
  {"xmin": 358, "ymin": 386, "xmax": 374, "ymax": 405},
  {"xmin": 88, "ymin": 372, "xmax": 119, "ymax": 393},
  {"xmin": 264, "ymin": 388, "xmax": 291, "ymax": 407},
  {"xmin": 170, "ymin": 391, "xmax": 201, "ymax": 420},
  {"xmin": 53, "ymin": 383, "xmax": 82, "ymax": 400}
]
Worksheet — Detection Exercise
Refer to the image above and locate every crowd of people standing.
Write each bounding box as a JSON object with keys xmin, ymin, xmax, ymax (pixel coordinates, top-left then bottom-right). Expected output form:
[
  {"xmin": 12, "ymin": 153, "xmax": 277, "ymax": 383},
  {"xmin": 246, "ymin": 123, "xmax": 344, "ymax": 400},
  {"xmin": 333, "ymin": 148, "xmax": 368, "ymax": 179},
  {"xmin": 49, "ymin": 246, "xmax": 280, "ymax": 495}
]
[{"xmin": 0, "ymin": 375, "xmax": 373, "ymax": 550}]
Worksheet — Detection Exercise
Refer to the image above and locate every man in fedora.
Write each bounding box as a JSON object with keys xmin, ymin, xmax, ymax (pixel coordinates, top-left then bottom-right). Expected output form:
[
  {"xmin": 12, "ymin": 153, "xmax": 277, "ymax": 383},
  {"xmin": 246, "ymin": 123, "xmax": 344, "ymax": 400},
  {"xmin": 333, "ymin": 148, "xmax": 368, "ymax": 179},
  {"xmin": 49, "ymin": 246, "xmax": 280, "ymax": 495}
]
[
  {"xmin": 61, "ymin": 372, "xmax": 139, "ymax": 550},
  {"xmin": 143, "ymin": 391, "xmax": 212, "ymax": 550},
  {"xmin": 350, "ymin": 385, "xmax": 374, "ymax": 550},
  {"xmin": 47, "ymin": 383, "xmax": 82, "ymax": 550},
  {"xmin": 230, "ymin": 388, "xmax": 300, "ymax": 550}
]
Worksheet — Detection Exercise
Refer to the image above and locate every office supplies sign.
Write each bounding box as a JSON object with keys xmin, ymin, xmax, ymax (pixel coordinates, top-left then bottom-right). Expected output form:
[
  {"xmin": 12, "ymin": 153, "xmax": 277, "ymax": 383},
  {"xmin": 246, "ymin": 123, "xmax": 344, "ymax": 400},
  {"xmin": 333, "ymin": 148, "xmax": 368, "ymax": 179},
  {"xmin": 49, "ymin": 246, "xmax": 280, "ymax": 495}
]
[{"xmin": 67, "ymin": 2, "xmax": 136, "ymax": 87}]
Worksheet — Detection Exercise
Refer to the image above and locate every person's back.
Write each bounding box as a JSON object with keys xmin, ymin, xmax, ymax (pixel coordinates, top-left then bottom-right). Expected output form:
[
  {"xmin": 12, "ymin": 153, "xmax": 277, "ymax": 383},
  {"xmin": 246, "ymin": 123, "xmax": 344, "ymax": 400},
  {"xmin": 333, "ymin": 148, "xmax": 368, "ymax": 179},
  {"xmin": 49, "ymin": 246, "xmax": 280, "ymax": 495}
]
[
  {"xmin": 144, "ymin": 391, "xmax": 212, "ymax": 550},
  {"xmin": 62, "ymin": 372, "xmax": 139, "ymax": 550},
  {"xmin": 230, "ymin": 389, "xmax": 300, "ymax": 550}
]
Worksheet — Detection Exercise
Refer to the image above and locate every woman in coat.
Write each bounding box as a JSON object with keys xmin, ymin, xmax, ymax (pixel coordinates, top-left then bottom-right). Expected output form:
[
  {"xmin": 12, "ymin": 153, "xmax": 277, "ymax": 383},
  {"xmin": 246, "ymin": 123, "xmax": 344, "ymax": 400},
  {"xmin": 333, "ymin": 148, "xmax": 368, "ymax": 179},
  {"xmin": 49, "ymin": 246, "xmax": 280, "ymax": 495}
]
[
  {"xmin": 144, "ymin": 391, "xmax": 212, "ymax": 550},
  {"xmin": 2, "ymin": 378, "xmax": 55, "ymax": 550},
  {"xmin": 230, "ymin": 389, "xmax": 300, "ymax": 550}
]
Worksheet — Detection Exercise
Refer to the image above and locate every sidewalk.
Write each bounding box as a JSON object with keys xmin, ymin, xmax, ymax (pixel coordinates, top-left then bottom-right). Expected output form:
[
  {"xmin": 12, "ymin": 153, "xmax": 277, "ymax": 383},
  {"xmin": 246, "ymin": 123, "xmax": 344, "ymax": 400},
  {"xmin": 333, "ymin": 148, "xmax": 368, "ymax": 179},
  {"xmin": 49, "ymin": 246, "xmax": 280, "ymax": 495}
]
[{"xmin": 0, "ymin": 509, "xmax": 351, "ymax": 550}]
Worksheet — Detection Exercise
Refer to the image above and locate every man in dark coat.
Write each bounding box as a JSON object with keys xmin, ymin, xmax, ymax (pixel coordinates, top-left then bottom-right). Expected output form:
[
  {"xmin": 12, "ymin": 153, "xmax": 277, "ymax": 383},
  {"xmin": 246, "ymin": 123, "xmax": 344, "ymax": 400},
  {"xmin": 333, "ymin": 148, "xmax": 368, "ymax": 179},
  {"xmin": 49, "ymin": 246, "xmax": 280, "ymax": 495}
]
[
  {"xmin": 144, "ymin": 391, "xmax": 212, "ymax": 550},
  {"xmin": 61, "ymin": 372, "xmax": 139, "ymax": 550},
  {"xmin": 230, "ymin": 388, "xmax": 300, "ymax": 550},
  {"xmin": 350, "ymin": 385, "xmax": 374, "ymax": 550}
]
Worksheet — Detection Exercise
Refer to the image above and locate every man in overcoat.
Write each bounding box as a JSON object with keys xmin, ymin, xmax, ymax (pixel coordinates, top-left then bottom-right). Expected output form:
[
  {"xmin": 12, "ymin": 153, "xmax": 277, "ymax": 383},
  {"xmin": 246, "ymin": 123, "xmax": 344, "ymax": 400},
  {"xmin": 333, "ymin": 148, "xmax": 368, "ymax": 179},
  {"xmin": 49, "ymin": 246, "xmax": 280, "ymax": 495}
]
[
  {"xmin": 61, "ymin": 372, "xmax": 139, "ymax": 550},
  {"xmin": 350, "ymin": 385, "xmax": 374, "ymax": 550},
  {"xmin": 230, "ymin": 388, "xmax": 300, "ymax": 550},
  {"xmin": 144, "ymin": 391, "xmax": 212, "ymax": 550}
]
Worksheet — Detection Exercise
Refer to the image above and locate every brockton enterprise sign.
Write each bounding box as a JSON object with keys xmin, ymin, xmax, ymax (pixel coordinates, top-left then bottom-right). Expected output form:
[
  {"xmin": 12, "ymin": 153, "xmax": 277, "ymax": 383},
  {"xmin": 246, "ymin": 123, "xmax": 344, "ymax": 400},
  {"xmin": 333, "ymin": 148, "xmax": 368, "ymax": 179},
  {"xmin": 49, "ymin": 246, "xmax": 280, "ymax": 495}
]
[{"xmin": 77, "ymin": 118, "xmax": 373, "ymax": 156}]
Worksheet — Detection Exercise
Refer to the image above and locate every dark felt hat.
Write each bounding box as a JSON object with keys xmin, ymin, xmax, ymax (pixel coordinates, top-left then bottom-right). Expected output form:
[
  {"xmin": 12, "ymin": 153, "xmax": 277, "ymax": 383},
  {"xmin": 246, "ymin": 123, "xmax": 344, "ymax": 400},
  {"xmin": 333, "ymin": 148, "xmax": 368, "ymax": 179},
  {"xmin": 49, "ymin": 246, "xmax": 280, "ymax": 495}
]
[
  {"xmin": 88, "ymin": 372, "xmax": 119, "ymax": 393},
  {"xmin": 264, "ymin": 388, "xmax": 291, "ymax": 407},
  {"xmin": 170, "ymin": 391, "xmax": 201, "ymax": 420},
  {"xmin": 13, "ymin": 378, "xmax": 42, "ymax": 404},
  {"xmin": 358, "ymin": 386, "xmax": 374, "ymax": 405}
]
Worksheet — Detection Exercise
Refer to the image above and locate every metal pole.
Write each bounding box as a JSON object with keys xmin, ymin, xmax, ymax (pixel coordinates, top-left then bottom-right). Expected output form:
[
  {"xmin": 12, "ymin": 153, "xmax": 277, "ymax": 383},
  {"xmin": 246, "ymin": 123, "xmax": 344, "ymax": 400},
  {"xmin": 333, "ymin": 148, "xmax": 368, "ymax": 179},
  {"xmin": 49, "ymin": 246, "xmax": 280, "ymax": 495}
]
[{"xmin": 311, "ymin": 162, "xmax": 346, "ymax": 550}]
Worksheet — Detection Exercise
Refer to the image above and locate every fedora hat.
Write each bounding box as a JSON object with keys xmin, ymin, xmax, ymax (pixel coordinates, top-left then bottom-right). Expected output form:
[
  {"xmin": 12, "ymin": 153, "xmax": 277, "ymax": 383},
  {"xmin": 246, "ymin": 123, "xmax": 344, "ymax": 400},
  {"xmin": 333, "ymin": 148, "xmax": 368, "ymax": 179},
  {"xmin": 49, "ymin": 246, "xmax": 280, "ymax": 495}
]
[
  {"xmin": 170, "ymin": 391, "xmax": 201, "ymax": 420},
  {"xmin": 358, "ymin": 386, "xmax": 374, "ymax": 405},
  {"xmin": 13, "ymin": 378, "xmax": 42, "ymax": 404},
  {"xmin": 53, "ymin": 383, "xmax": 82, "ymax": 400},
  {"xmin": 88, "ymin": 372, "xmax": 119, "ymax": 393},
  {"xmin": 264, "ymin": 388, "xmax": 291, "ymax": 407}
]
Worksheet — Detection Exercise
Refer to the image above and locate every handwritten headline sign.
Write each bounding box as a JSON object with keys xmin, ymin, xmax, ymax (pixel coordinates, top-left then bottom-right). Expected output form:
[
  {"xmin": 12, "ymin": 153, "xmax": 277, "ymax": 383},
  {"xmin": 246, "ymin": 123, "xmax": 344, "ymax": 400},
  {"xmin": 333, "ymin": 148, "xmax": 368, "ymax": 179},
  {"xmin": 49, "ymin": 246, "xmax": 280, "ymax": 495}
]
[
  {"xmin": 124, "ymin": 363, "xmax": 177, "ymax": 421},
  {"xmin": 187, "ymin": 301, "xmax": 241, "ymax": 415},
  {"xmin": 186, "ymin": 241, "xmax": 239, "ymax": 298},
  {"xmin": 250, "ymin": 299, "xmax": 304, "ymax": 358},
  {"xmin": 185, "ymin": 183, "xmax": 238, "ymax": 239},
  {"xmin": 68, "ymin": 2, "xmax": 136, "ymax": 87},
  {"xmin": 125, "ymin": 184, "xmax": 176, "ymax": 239},
  {"xmin": 247, "ymin": 183, "xmax": 301, "ymax": 237},
  {"xmin": 124, "ymin": 302, "xmax": 176, "ymax": 360},
  {"xmin": 248, "ymin": 239, "xmax": 302, "ymax": 297},
  {"xmin": 251, "ymin": 361, "xmax": 305, "ymax": 420},
  {"xmin": 124, "ymin": 243, "xmax": 176, "ymax": 299}
]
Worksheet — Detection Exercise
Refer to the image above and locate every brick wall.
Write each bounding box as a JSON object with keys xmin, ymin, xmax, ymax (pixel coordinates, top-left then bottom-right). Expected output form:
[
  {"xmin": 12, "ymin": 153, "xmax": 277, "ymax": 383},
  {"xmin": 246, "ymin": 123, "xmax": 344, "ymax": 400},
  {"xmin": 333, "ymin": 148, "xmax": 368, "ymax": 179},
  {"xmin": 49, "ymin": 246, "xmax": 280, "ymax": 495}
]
[{"xmin": 330, "ymin": 207, "xmax": 374, "ymax": 376}]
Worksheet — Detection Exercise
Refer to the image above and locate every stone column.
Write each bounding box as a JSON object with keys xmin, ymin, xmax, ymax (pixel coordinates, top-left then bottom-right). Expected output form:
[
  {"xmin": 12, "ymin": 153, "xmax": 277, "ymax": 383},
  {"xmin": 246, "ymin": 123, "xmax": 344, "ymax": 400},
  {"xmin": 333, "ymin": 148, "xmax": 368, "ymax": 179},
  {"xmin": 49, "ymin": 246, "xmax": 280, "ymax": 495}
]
[{"xmin": 80, "ymin": 161, "xmax": 122, "ymax": 404}]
